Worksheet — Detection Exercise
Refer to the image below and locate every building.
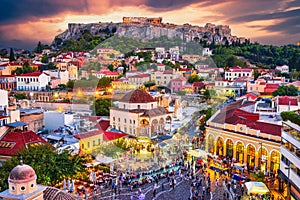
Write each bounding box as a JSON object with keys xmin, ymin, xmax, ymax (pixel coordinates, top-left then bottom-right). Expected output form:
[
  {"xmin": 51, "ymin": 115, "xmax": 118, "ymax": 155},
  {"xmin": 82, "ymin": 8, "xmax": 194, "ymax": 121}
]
[
  {"xmin": 0, "ymin": 75, "xmax": 16, "ymax": 90},
  {"xmin": 43, "ymin": 111, "xmax": 74, "ymax": 132},
  {"xmin": 92, "ymin": 67, "xmax": 119, "ymax": 80},
  {"xmin": 0, "ymin": 130, "xmax": 48, "ymax": 162},
  {"xmin": 16, "ymin": 72, "xmax": 51, "ymax": 91},
  {"xmin": 110, "ymin": 89, "xmax": 172, "ymax": 138},
  {"xmin": 127, "ymin": 74, "xmax": 151, "ymax": 87},
  {"xmin": 225, "ymin": 66, "xmax": 253, "ymax": 81},
  {"xmin": 74, "ymin": 130, "xmax": 103, "ymax": 154},
  {"xmin": 279, "ymin": 120, "xmax": 300, "ymax": 200},
  {"xmin": 206, "ymin": 100, "xmax": 281, "ymax": 172},
  {"xmin": 274, "ymin": 96, "xmax": 300, "ymax": 113},
  {"xmin": 276, "ymin": 65, "xmax": 289, "ymax": 74},
  {"xmin": 170, "ymin": 76, "xmax": 188, "ymax": 93},
  {"xmin": 151, "ymin": 69, "xmax": 181, "ymax": 87},
  {"xmin": 20, "ymin": 108, "xmax": 44, "ymax": 132},
  {"xmin": 0, "ymin": 162, "xmax": 79, "ymax": 200}
]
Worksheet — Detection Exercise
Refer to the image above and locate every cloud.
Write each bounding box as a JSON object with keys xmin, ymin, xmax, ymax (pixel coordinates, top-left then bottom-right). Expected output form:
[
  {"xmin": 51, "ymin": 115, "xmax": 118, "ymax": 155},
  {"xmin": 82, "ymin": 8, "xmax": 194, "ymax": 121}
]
[{"xmin": 0, "ymin": 0, "xmax": 88, "ymax": 25}]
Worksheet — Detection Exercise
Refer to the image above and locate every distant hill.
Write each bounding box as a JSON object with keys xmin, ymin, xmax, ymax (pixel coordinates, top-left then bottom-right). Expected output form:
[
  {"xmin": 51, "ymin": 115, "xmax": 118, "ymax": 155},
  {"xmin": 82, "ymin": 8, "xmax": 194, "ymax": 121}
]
[{"xmin": 52, "ymin": 17, "xmax": 247, "ymax": 49}]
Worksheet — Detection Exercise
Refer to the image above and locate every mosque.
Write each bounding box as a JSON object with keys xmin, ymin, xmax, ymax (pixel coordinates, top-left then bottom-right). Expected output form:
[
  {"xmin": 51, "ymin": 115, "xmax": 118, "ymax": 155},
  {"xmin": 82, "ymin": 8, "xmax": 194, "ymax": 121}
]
[{"xmin": 0, "ymin": 161, "xmax": 79, "ymax": 200}]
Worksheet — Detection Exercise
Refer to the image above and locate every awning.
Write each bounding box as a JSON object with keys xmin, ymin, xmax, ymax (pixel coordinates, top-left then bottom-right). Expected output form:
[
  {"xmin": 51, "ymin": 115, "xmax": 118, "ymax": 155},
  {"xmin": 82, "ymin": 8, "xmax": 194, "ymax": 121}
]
[
  {"xmin": 6, "ymin": 121, "xmax": 27, "ymax": 128},
  {"xmin": 47, "ymin": 135, "xmax": 63, "ymax": 141},
  {"xmin": 245, "ymin": 182, "xmax": 270, "ymax": 195},
  {"xmin": 188, "ymin": 149, "xmax": 208, "ymax": 158}
]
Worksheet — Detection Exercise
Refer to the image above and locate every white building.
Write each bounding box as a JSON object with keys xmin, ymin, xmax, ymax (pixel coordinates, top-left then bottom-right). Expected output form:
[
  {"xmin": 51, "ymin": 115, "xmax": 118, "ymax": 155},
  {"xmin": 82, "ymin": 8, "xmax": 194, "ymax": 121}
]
[
  {"xmin": 279, "ymin": 121, "xmax": 300, "ymax": 200},
  {"xmin": 202, "ymin": 48, "xmax": 213, "ymax": 56},
  {"xmin": 276, "ymin": 65, "xmax": 289, "ymax": 74},
  {"xmin": 110, "ymin": 89, "xmax": 172, "ymax": 138},
  {"xmin": 0, "ymin": 89, "xmax": 8, "ymax": 108},
  {"xmin": 225, "ymin": 66, "xmax": 253, "ymax": 81},
  {"xmin": 42, "ymin": 69, "xmax": 69, "ymax": 84},
  {"xmin": 16, "ymin": 72, "xmax": 50, "ymax": 91},
  {"xmin": 43, "ymin": 111, "xmax": 74, "ymax": 132}
]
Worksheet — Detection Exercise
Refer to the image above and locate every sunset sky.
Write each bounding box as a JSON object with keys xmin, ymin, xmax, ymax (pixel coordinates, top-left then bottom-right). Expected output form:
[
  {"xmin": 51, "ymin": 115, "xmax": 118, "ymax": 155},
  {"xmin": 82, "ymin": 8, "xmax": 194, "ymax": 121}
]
[{"xmin": 0, "ymin": 0, "xmax": 299, "ymax": 49}]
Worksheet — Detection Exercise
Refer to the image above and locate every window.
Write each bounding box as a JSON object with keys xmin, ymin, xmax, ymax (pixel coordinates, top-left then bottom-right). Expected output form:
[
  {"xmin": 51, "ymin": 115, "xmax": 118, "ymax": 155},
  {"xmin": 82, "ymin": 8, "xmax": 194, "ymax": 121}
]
[
  {"xmin": 130, "ymin": 120, "xmax": 132, "ymax": 124},
  {"xmin": 88, "ymin": 142, "xmax": 90, "ymax": 148},
  {"xmin": 133, "ymin": 120, "xmax": 135, "ymax": 124},
  {"xmin": 118, "ymin": 118, "xmax": 120, "ymax": 122},
  {"xmin": 82, "ymin": 144, "xmax": 84, "ymax": 149},
  {"xmin": 123, "ymin": 104, "xmax": 126, "ymax": 109},
  {"xmin": 93, "ymin": 140, "xmax": 95, "ymax": 146},
  {"xmin": 31, "ymin": 184, "xmax": 34, "ymax": 188},
  {"xmin": 137, "ymin": 105, "xmax": 140, "ymax": 109},
  {"xmin": 21, "ymin": 186, "xmax": 26, "ymax": 191},
  {"xmin": 98, "ymin": 138, "xmax": 101, "ymax": 145},
  {"xmin": 124, "ymin": 119, "xmax": 126, "ymax": 123},
  {"xmin": 11, "ymin": 186, "xmax": 15, "ymax": 191},
  {"xmin": 113, "ymin": 117, "xmax": 115, "ymax": 121}
]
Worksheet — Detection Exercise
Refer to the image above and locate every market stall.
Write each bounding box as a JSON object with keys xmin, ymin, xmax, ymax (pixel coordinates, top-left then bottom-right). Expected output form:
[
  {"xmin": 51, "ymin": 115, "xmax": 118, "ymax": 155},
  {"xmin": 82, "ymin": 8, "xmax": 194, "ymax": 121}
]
[{"xmin": 245, "ymin": 182, "xmax": 270, "ymax": 195}]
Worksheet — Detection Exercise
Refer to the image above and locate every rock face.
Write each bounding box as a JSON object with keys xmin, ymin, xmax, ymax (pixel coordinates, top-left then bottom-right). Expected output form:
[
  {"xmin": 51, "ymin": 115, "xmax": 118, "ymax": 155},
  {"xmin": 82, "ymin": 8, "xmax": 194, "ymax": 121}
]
[{"xmin": 53, "ymin": 18, "xmax": 245, "ymax": 46}]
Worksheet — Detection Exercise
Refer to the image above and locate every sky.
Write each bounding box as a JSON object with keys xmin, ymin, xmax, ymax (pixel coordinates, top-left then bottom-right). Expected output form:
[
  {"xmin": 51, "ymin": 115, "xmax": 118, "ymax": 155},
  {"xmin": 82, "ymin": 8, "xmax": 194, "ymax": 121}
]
[{"xmin": 0, "ymin": 0, "xmax": 299, "ymax": 50}]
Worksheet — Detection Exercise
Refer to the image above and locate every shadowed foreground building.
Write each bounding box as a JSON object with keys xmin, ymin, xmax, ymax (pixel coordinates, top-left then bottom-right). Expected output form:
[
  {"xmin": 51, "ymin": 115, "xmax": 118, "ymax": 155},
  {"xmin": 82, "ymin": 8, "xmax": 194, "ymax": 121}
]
[{"xmin": 0, "ymin": 162, "xmax": 79, "ymax": 200}]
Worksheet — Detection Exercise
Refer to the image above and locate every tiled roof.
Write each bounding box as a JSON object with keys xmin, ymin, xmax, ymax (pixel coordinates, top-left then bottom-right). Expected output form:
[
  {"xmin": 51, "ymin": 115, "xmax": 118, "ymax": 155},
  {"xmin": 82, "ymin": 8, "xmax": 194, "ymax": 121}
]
[
  {"xmin": 43, "ymin": 187, "xmax": 79, "ymax": 200},
  {"xmin": 74, "ymin": 130, "xmax": 102, "ymax": 139},
  {"xmin": 0, "ymin": 75, "xmax": 15, "ymax": 78},
  {"xmin": 17, "ymin": 72, "xmax": 48, "ymax": 77},
  {"xmin": 211, "ymin": 100, "xmax": 281, "ymax": 136},
  {"xmin": 103, "ymin": 131, "xmax": 127, "ymax": 141},
  {"xmin": 277, "ymin": 96, "xmax": 298, "ymax": 106},
  {"xmin": 170, "ymin": 76, "xmax": 187, "ymax": 82},
  {"xmin": 140, "ymin": 107, "xmax": 168, "ymax": 117},
  {"xmin": 129, "ymin": 74, "xmax": 150, "ymax": 78},
  {"xmin": 193, "ymin": 82, "xmax": 205, "ymax": 87},
  {"xmin": 120, "ymin": 89, "xmax": 156, "ymax": 103},
  {"xmin": 0, "ymin": 130, "xmax": 48, "ymax": 156}
]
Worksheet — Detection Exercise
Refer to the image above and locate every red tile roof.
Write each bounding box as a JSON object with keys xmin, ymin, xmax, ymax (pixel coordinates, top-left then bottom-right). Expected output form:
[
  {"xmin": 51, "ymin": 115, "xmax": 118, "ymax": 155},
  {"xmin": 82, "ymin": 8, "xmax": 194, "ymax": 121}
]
[
  {"xmin": 74, "ymin": 130, "xmax": 102, "ymax": 139},
  {"xmin": 211, "ymin": 100, "xmax": 281, "ymax": 136},
  {"xmin": 193, "ymin": 82, "xmax": 205, "ymax": 87},
  {"xmin": 103, "ymin": 131, "xmax": 127, "ymax": 141},
  {"xmin": 0, "ymin": 115, "xmax": 9, "ymax": 120},
  {"xmin": 277, "ymin": 96, "xmax": 298, "ymax": 106},
  {"xmin": 17, "ymin": 72, "xmax": 49, "ymax": 77},
  {"xmin": 120, "ymin": 89, "xmax": 156, "ymax": 103},
  {"xmin": 0, "ymin": 130, "xmax": 48, "ymax": 156},
  {"xmin": 0, "ymin": 75, "xmax": 15, "ymax": 78}
]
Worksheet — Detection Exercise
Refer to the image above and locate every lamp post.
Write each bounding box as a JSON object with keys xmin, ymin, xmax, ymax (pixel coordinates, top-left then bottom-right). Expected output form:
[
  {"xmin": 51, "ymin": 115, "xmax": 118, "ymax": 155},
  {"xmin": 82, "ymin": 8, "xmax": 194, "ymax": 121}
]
[
  {"xmin": 285, "ymin": 165, "xmax": 291, "ymax": 200},
  {"xmin": 259, "ymin": 142, "xmax": 263, "ymax": 171}
]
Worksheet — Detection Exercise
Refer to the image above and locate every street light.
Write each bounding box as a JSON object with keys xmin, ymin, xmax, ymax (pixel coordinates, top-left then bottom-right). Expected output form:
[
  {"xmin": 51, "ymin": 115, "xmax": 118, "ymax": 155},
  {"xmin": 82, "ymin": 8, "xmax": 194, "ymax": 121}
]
[{"xmin": 285, "ymin": 164, "xmax": 291, "ymax": 200}]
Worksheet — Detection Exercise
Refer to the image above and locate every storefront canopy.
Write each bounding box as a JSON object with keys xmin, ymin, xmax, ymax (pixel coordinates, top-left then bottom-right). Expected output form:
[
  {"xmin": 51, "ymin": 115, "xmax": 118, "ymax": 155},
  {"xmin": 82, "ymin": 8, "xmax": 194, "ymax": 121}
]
[{"xmin": 245, "ymin": 182, "xmax": 270, "ymax": 195}]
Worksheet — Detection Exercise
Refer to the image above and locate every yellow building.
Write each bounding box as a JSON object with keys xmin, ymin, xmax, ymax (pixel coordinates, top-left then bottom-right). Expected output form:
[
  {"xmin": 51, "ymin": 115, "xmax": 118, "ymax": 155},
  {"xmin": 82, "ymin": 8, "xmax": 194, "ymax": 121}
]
[
  {"xmin": 206, "ymin": 100, "xmax": 281, "ymax": 172},
  {"xmin": 75, "ymin": 130, "xmax": 103, "ymax": 154}
]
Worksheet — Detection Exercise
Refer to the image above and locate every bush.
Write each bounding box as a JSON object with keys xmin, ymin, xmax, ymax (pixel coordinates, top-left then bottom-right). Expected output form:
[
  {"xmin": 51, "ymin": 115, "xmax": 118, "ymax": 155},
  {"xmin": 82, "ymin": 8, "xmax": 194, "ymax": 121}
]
[{"xmin": 281, "ymin": 111, "xmax": 300, "ymax": 126}]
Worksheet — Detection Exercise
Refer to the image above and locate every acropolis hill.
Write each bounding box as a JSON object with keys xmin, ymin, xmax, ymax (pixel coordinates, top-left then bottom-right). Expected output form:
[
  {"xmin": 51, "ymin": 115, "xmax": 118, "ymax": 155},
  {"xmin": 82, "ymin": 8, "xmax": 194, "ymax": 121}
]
[{"xmin": 54, "ymin": 17, "xmax": 247, "ymax": 45}]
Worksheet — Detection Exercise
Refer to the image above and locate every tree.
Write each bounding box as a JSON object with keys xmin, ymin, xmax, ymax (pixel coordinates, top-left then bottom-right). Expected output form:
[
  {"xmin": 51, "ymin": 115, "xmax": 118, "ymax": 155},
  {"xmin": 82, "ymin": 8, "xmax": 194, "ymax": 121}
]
[
  {"xmin": 66, "ymin": 80, "xmax": 75, "ymax": 90},
  {"xmin": 41, "ymin": 54, "xmax": 49, "ymax": 63},
  {"xmin": 143, "ymin": 80, "xmax": 156, "ymax": 90},
  {"xmin": 15, "ymin": 93, "xmax": 27, "ymax": 100},
  {"xmin": 97, "ymin": 77, "xmax": 112, "ymax": 89},
  {"xmin": 58, "ymin": 84, "xmax": 67, "ymax": 90},
  {"xmin": 9, "ymin": 48, "xmax": 15, "ymax": 62},
  {"xmin": 253, "ymin": 69, "xmax": 261, "ymax": 80},
  {"xmin": 272, "ymin": 85, "xmax": 298, "ymax": 96},
  {"xmin": 0, "ymin": 48, "xmax": 8, "ymax": 57},
  {"xmin": 203, "ymin": 89, "xmax": 217, "ymax": 99},
  {"xmin": 93, "ymin": 98, "xmax": 112, "ymax": 116},
  {"xmin": 0, "ymin": 144, "xmax": 87, "ymax": 190}
]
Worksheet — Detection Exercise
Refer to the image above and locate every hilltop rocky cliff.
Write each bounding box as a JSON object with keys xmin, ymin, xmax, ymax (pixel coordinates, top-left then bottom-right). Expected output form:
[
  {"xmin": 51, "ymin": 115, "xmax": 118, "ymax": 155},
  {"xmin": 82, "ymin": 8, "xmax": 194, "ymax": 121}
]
[{"xmin": 53, "ymin": 18, "xmax": 246, "ymax": 47}]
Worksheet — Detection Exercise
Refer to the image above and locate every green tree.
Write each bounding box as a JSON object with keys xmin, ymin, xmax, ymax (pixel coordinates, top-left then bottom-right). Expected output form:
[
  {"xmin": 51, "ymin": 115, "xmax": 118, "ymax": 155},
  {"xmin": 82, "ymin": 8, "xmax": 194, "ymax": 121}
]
[
  {"xmin": 66, "ymin": 80, "xmax": 75, "ymax": 90},
  {"xmin": 97, "ymin": 77, "xmax": 112, "ymax": 89},
  {"xmin": 0, "ymin": 144, "xmax": 87, "ymax": 190},
  {"xmin": 9, "ymin": 48, "xmax": 15, "ymax": 62},
  {"xmin": 253, "ymin": 69, "xmax": 261, "ymax": 80},
  {"xmin": 272, "ymin": 85, "xmax": 298, "ymax": 96},
  {"xmin": 143, "ymin": 80, "xmax": 156, "ymax": 90},
  {"xmin": 203, "ymin": 89, "xmax": 217, "ymax": 99},
  {"xmin": 41, "ymin": 55, "xmax": 49, "ymax": 63},
  {"xmin": 15, "ymin": 93, "xmax": 27, "ymax": 100},
  {"xmin": 0, "ymin": 48, "xmax": 8, "ymax": 57},
  {"xmin": 93, "ymin": 98, "xmax": 112, "ymax": 116},
  {"xmin": 35, "ymin": 41, "xmax": 43, "ymax": 53}
]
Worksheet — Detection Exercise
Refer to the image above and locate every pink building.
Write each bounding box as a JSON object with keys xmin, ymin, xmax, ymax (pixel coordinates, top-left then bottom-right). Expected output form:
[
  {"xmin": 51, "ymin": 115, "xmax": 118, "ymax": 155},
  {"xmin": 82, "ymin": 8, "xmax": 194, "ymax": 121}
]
[{"xmin": 170, "ymin": 76, "xmax": 187, "ymax": 92}]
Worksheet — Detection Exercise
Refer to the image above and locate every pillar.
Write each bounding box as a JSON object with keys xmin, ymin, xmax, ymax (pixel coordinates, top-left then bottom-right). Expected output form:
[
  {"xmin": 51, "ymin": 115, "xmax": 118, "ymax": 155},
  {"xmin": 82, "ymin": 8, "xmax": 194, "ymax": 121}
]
[
  {"xmin": 233, "ymin": 145, "xmax": 237, "ymax": 160},
  {"xmin": 267, "ymin": 156, "xmax": 271, "ymax": 172},
  {"xmin": 255, "ymin": 152, "xmax": 259, "ymax": 168},
  {"xmin": 243, "ymin": 148, "xmax": 248, "ymax": 165},
  {"xmin": 223, "ymin": 142, "xmax": 227, "ymax": 157}
]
